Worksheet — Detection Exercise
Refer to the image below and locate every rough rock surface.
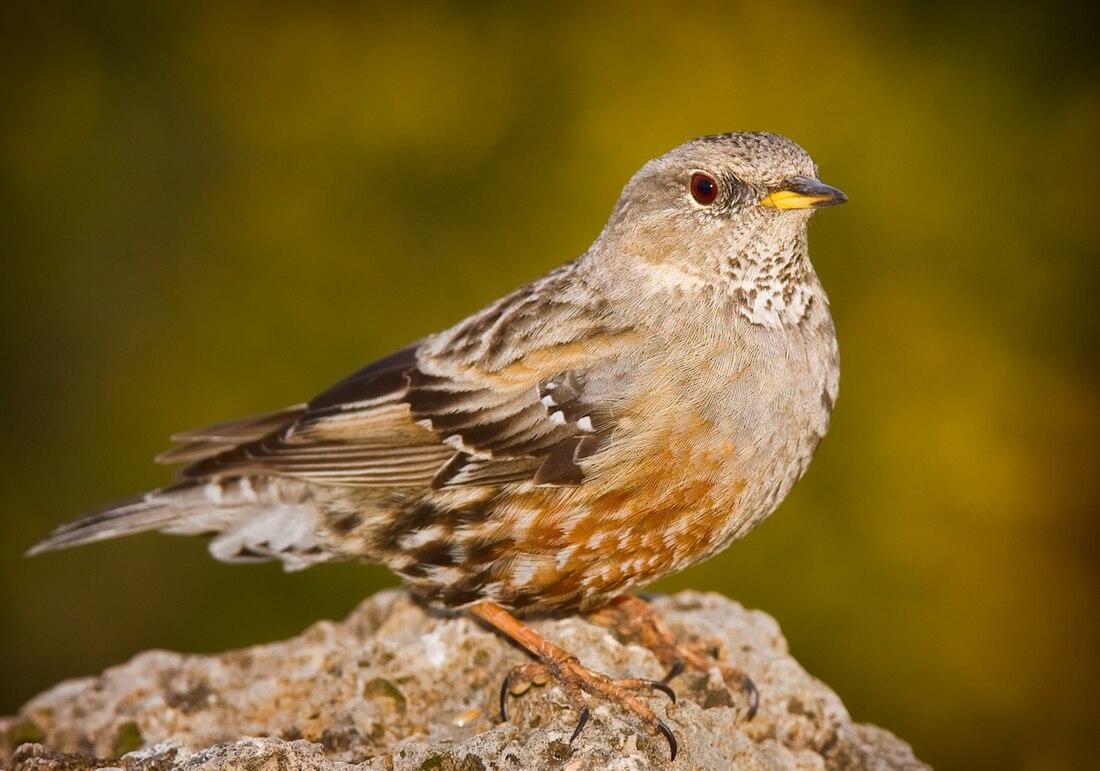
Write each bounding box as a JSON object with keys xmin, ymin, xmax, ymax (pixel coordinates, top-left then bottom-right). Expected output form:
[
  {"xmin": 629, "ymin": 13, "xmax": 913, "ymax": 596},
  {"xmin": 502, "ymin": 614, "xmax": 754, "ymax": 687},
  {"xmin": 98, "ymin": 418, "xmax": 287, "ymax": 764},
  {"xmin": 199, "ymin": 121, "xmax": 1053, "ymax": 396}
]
[{"xmin": 2, "ymin": 590, "xmax": 928, "ymax": 770}]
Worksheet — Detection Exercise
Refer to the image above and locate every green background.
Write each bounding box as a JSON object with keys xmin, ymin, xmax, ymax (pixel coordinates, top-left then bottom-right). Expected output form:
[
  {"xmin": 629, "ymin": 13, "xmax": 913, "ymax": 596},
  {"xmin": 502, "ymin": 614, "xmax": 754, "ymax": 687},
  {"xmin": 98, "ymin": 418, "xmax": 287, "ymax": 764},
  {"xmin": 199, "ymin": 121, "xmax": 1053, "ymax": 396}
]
[{"xmin": 2, "ymin": 3, "xmax": 1097, "ymax": 769}]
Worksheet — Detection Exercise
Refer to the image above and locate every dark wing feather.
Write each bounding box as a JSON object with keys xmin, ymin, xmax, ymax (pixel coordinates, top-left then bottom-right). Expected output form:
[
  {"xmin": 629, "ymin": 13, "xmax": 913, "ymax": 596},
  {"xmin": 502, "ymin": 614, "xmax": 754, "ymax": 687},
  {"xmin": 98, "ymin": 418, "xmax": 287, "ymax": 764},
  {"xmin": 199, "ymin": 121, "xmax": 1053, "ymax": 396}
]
[
  {"xmin": 177, "ymin": 343, "xmax": 453, "ymax": 485},
  {"xmin": 161, "ymin": 269, "xmax": 631, "ymax": 488},
  {"xmin": 409, "ymin": 366, "xmax": 616, "ymax": 488},
  {"xmin": 155, "ymin": 405, "xmax": 308, "ymax": 464},
  {"xmin": 307, "ymin": 344, "xmax": 421, "ymax": 413}
]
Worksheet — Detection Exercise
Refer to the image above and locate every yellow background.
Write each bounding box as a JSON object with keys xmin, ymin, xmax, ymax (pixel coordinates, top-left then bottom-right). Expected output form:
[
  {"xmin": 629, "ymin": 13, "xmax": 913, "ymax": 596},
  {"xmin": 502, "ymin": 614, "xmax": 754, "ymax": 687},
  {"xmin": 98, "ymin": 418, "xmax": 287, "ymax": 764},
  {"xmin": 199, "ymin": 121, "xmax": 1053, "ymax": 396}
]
[{"xmin": 2, "ymin": 3, "xmax": 1097, "ymax": 769}]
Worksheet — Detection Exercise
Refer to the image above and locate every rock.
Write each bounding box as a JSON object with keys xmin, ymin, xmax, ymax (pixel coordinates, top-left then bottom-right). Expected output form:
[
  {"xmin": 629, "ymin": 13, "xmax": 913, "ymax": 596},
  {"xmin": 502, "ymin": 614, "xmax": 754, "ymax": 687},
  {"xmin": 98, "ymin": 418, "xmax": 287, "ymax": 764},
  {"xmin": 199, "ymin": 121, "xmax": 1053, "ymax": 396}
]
[{"xmin": 1, "ymin": 590, "xmax": 928, "ymax": 770}]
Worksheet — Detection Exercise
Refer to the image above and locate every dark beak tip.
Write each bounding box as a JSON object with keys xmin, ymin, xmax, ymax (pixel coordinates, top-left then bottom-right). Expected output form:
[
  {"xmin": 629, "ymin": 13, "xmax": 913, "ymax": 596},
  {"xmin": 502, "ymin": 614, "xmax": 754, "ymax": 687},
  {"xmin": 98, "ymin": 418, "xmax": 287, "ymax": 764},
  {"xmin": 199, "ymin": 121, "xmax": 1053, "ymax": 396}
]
[{"xmin": 785, "ymin": 175, "xmax": 847, "ymax": 207}]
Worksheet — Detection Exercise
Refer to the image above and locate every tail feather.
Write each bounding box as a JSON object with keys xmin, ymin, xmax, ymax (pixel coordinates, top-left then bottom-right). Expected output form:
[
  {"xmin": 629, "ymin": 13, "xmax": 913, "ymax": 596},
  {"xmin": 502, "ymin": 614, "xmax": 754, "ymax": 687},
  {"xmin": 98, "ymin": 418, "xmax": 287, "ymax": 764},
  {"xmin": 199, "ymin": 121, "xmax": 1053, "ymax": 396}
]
[
  {"xmin": 28, "ymin": 477, "xmax": 331, "ymax": 571},
  {"xmin": 27, "ymin": 484, "xmax": 206, "ymax": 555}
]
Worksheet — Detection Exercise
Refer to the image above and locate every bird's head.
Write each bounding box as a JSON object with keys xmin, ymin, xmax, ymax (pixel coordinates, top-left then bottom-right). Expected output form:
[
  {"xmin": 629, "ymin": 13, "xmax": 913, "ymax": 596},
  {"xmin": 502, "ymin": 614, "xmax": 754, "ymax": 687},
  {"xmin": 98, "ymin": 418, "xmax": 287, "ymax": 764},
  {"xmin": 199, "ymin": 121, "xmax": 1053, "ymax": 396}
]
[{"xmin": 595, "ymin": 132, "xmax": 845, "ymax": 318}]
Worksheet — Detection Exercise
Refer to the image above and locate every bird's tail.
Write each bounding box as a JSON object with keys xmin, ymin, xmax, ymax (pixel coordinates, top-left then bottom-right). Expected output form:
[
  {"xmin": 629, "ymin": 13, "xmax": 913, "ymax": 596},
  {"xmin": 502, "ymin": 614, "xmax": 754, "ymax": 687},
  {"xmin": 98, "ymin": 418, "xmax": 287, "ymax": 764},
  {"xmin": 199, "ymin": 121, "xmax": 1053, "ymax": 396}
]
[{"xmin": 28, "ymin": 476, "xmax": 330, "ymax": 571}]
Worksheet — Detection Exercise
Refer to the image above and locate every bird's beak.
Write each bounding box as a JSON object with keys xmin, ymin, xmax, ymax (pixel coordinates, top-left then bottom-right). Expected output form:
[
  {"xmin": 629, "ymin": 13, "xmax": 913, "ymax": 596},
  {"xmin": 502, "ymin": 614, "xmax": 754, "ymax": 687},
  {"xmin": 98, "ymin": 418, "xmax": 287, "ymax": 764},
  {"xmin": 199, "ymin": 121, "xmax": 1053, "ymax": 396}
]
[{"xmin": 760, "ymin": 176, "xmax": 847, "ymax": 210}]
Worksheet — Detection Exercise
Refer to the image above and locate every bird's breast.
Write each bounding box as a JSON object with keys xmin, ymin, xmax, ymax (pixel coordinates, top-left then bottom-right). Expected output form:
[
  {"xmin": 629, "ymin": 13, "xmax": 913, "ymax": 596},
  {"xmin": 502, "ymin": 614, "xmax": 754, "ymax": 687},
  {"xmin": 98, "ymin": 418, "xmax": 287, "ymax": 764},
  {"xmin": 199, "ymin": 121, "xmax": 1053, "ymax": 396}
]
[{"xmin": 394, "ymin": 306, "xmax": 839, "ymax": 613}]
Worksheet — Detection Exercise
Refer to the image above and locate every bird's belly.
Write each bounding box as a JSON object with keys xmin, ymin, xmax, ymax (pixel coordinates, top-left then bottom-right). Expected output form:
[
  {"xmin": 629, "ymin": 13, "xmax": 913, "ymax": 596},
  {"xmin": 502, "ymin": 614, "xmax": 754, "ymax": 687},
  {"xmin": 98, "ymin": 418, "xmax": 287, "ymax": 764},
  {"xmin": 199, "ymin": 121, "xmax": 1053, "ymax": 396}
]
[{"xmin": 420, "ymin": 473, "xmax": 740, "ymax": 613}]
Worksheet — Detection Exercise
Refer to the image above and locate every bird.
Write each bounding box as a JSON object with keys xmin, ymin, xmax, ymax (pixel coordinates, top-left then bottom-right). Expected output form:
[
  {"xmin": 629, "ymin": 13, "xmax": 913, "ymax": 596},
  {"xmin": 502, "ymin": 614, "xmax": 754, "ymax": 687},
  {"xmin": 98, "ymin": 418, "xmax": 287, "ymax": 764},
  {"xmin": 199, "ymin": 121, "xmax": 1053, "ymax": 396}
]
[{"xmin": 29, "ymin": 131, "xmax": 846, "ymax": 761}]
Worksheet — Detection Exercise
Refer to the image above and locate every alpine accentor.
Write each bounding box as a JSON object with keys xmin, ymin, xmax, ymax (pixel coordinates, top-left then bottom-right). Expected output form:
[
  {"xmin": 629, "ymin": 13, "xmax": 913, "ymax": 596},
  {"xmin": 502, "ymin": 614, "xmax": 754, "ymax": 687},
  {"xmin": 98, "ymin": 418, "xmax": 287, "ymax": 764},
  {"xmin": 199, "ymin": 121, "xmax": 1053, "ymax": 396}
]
[{"xmin": 31, "ymin": 131, "xmax": 846, "ymax": 759}]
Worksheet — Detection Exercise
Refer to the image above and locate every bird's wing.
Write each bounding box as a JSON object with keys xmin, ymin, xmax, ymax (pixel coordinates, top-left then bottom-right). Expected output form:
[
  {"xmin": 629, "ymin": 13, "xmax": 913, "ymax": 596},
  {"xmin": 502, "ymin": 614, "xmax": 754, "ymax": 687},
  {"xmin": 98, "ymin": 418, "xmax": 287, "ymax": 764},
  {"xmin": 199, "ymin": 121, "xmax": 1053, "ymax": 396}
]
[
  {"xmin": 155, "ymin": 405, "xmax": 310, "ymax": 464},
  {"xmin": 164, "ymin": 267, "xmax": 638, "ymax": 488}
]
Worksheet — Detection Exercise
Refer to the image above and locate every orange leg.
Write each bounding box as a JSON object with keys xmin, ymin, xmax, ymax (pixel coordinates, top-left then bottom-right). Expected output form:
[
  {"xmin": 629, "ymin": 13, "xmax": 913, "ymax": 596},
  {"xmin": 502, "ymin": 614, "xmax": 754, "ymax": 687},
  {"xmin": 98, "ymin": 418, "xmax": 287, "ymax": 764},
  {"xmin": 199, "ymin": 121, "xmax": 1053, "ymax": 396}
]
[
  {"xmin": 467, "ymin": 601, "xmax": 678, "ymax": 760},
  {"xmin": 589, "ymin": 595, "xmax": 759, "ymax": 718}
]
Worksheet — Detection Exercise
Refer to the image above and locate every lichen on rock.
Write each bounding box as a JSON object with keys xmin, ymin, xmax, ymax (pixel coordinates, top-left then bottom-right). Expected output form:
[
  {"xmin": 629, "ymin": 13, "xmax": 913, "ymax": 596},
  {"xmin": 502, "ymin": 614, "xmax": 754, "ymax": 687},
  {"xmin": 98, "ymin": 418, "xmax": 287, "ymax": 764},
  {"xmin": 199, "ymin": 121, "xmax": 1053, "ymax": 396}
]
[{"xmin": 1, "ymin": 590, "xmax": 928, "ymax": 770}]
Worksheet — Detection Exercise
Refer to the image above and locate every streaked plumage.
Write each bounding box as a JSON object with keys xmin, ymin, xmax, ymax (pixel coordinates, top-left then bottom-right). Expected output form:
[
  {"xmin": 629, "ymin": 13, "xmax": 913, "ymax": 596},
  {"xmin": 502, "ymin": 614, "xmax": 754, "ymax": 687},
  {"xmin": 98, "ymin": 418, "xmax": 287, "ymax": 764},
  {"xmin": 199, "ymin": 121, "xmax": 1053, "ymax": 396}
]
[
  {"xmin": 30, "ymin": 132, "xmax": 846, "ymax": 757},
  {"xmin": 32, "ymin": 132, "xmax": 843, "ymax": 613}
]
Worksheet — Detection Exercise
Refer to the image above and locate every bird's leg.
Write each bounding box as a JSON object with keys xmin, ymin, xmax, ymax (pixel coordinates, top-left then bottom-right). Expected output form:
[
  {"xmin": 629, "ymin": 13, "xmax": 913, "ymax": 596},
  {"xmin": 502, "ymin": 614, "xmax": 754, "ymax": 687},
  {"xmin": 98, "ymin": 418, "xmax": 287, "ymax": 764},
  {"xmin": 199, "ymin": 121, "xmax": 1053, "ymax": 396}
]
[
  {"xmin": 588, "ymin": 594, "xmax": 759, "ymax": 719},
  {"xmin": 467, "ymin": 600, "xmax": 678, "ymax": 760}
]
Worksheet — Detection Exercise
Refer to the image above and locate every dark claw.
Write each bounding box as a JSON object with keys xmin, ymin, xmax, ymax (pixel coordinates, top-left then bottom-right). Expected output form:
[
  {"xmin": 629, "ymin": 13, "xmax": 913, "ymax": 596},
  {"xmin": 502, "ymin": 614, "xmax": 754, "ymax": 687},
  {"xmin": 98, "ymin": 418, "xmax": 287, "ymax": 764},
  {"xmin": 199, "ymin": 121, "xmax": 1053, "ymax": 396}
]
[
  {"xmin": 499, "ymin": 673, "xmax": 512, "ymax": 722},
  {"xmin": 569, "ymin": 707, "xmax": 591, "ymax": 743},
  {"xmin": 647, "ymin": 679, "xmax": 677, "ymax": 704},
  {"xmin": 744, "ymin": 675, "xmax": 759, "ymax": 720},
  {"xmin": 661, "ymin": 659, "xmax": 686, "ymax": 684},
  {"xmin": 657, "ymin": 720, "xmax": 678, "ymax": 761}
]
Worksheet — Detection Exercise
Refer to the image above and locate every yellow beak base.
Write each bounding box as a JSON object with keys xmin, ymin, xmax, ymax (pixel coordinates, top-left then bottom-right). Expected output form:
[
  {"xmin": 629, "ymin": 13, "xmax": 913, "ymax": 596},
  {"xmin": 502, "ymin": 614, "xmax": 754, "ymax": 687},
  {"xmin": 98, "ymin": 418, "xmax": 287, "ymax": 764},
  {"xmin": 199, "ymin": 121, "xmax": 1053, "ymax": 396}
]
[{"xmin": 760, "ymin": 176, "xmax": 847, "ymax": 210}]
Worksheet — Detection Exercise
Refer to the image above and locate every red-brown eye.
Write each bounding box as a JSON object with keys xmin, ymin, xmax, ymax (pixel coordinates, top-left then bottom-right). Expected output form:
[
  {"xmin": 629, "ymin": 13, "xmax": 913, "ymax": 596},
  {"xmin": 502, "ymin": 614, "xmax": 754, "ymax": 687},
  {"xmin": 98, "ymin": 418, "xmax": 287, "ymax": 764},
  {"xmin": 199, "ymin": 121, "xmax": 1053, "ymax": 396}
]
[{"xmin": 690, "ymin": 173, "xmax": 719, "ymax": 204}]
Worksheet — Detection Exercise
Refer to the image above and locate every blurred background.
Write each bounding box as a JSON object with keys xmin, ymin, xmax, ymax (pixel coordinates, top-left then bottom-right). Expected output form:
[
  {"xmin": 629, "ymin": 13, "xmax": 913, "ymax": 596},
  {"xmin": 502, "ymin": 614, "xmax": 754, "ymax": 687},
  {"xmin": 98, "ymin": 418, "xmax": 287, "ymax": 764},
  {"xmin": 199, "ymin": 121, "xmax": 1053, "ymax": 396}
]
[{"xmin": 1, "ymin": 3, "xmax": 1096, "ymax": 769}]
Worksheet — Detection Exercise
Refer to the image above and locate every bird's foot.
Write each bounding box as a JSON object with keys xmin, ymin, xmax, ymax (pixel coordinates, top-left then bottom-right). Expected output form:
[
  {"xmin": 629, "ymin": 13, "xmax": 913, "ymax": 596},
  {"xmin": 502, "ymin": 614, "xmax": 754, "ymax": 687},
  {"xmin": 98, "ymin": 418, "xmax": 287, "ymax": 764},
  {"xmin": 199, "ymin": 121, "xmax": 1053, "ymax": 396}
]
[
  {"xmin": 501, "ymin": 657, "xmax": 677, "ymax": 756},
  {"xmin": 469, "ymin": 601, "xmax": 678, "ymax": 760},
  {"xmin": 589, "ymin": 594, "xmax": 759, "ymax": 719}
]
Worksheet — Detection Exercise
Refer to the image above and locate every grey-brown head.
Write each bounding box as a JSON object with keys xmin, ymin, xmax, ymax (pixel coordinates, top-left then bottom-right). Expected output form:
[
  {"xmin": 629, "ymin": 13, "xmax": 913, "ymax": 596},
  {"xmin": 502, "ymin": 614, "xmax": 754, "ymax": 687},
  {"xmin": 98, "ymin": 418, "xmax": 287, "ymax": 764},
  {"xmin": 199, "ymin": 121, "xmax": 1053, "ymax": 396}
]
[{"xmin": 591, "ymin": 132, "xmax": 846, "ymax": 325}]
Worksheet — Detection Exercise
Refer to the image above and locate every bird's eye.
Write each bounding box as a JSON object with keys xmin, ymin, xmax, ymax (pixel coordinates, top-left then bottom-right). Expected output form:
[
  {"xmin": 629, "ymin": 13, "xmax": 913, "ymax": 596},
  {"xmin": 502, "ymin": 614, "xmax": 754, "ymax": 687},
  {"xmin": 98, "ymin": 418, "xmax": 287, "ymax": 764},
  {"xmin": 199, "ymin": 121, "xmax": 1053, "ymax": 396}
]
[{"xmin": 690, "ymin": 173, "xmax": 719, "ymax": 205}]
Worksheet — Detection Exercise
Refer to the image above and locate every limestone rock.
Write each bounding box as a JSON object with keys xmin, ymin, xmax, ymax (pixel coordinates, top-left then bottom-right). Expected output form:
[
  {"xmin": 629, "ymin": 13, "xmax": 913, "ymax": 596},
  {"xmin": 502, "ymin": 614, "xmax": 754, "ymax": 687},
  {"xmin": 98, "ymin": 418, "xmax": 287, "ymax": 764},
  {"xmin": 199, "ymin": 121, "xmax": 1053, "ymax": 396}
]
[{"xmin": 1, "ymin": 590, "xmax": 928, "ymax": 770}]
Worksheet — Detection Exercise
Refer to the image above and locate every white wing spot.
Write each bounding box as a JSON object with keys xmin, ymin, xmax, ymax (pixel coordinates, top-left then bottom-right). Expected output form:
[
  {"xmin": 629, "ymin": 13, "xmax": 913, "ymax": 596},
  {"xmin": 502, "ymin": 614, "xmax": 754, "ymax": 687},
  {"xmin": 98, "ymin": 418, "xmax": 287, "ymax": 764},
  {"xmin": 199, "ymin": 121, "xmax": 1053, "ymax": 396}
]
[
  {"xmin": 432, "ymin": 566, "xmax": 466, "ymax": 585},
  {"xmin": 238, "ymin": 477, "xmax": 258, "ymax": 503},
  {"xmin": 576, "ymin": 416, "xmax": 594, "ymax": 432},
  {"xmin": 541, "ymin": 394, "xmax": 557, "ymax": 407},
  {"xmin": 204, "ymin": 482, "xmax": 223, "ymax": 505},
  {"xmin": 549, "ymin": 411, "xmax": 566, "ymax": 426},
  {"xmin": 401, "ymin": 525, "xmax": 446, "ymax": 550}
]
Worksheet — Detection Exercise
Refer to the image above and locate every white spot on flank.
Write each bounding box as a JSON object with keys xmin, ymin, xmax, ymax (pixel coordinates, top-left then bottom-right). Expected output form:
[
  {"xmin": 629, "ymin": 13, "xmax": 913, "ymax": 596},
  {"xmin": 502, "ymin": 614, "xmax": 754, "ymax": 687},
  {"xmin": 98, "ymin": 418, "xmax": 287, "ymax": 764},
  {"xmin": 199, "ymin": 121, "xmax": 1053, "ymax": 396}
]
[
  {"xmin": 549, "ymin": 411, "xmax": 566, "ymax": 425},
  {"xmin": 511, "ymin": 559, "xmax": 538, "ymax": 586},
  {"xmin": 421, "ymin": 628, "xmax": 447, "ymax": 668},
  {"xmin": 508, "ymin": 515, "xmax": 533, "ymax": 540},
  {"xmin": 555, "ymin": 545, "xmax": 576, "ymax": 569}
]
